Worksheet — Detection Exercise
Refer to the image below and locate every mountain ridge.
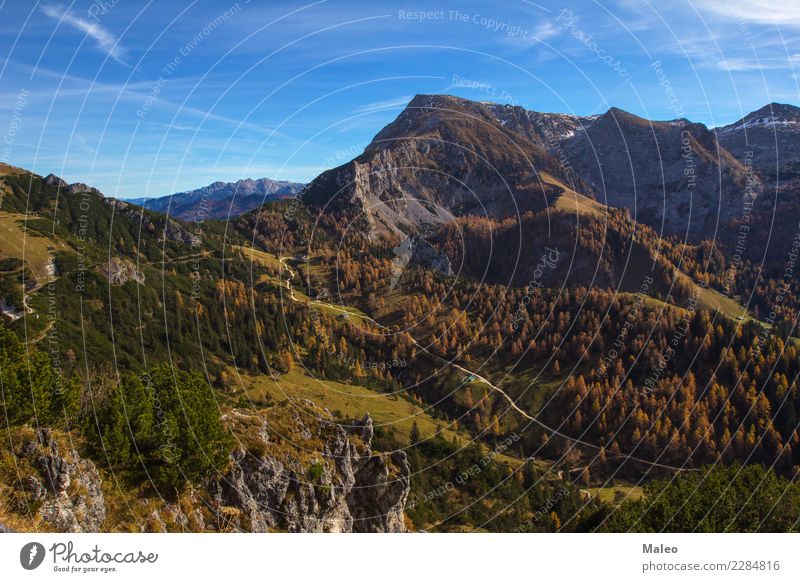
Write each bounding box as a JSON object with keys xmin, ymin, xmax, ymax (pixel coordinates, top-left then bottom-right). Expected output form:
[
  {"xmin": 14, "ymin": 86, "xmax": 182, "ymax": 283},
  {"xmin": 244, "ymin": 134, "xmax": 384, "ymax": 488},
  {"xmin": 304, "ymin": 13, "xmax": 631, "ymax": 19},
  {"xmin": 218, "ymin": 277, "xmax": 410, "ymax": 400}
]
[
  {"xmin": 125, "ymin": 176, "xmax": 304, "ymax": 221},
  {"xmin": 302, "ymin": 93, "xmax": 783, "ymax": 240}
]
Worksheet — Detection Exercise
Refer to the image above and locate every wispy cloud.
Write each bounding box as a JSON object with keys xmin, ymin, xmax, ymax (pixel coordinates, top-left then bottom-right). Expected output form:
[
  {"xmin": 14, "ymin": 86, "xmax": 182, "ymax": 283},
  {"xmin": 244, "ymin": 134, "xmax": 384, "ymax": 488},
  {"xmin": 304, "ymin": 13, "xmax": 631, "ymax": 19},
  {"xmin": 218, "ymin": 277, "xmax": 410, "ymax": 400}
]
[
  {"xmin": 717, "ymin": 56, "xmax": 800, "ymax": 71},
  {"xmin": 353, "ymin": 95, "xmax": 413, "ymax": 114},
  {"xmin": 41, "ymin": 4, "xmax": 127, "ymax": 64},
  {"xmin": 692, "ymin": 0, "xmax": 800, "ymax": 27},
  {"xmin": 531, "ymin": 21, "xmax": 559, "ymax": 41}
]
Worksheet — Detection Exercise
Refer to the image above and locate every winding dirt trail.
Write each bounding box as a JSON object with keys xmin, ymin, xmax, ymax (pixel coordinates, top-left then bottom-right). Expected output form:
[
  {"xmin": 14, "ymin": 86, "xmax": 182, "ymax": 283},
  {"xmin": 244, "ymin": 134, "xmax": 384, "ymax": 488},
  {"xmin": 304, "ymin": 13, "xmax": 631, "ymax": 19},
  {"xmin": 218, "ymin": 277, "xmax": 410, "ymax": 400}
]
[{"xmin": 276, "ymin": 253, "xmax": 689, "ymax": 472}]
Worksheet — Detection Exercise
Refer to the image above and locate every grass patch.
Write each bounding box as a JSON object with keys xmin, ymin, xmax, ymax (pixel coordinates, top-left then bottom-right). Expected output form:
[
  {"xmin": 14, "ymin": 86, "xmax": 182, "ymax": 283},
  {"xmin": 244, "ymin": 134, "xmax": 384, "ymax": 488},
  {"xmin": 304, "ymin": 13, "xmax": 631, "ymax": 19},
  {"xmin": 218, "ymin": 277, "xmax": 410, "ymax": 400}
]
[
  {"xmin": 232, "ymin": 369, "xmax": 466, "ymax": 446},
  {"xmin": 587, "ymin": 485, "xmax": 644, "ymax": 504}
]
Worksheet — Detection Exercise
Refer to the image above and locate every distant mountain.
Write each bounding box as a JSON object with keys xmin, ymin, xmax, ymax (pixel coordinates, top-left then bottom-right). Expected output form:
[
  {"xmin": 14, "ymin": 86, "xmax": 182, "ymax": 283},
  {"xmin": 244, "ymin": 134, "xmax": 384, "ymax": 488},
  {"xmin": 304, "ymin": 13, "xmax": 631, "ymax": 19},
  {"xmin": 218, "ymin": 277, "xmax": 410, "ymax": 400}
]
[
  {"xmin": 126, "ymin": 177, "xmax": 304, "ymax": 221},
  {"xmin": 716, "ymin": 102, "xmax": 800, "ymax": 182}
]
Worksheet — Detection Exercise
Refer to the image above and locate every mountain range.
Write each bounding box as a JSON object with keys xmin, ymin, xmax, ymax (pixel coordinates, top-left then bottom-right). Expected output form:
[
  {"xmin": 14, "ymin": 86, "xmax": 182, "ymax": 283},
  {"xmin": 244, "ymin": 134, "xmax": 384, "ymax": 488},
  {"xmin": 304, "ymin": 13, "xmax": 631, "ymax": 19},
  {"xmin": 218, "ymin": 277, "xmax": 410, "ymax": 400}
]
[
  {"xmin": 303, "ymin": 95, "xmax": 799, "ymax": 241},
  {"xmin": 125, "ymin": 177, "xmax": 305, "ymax": 221},
  {"xmin": 2, "ymin": 94, "xmax": 800, "ymax": 533}
]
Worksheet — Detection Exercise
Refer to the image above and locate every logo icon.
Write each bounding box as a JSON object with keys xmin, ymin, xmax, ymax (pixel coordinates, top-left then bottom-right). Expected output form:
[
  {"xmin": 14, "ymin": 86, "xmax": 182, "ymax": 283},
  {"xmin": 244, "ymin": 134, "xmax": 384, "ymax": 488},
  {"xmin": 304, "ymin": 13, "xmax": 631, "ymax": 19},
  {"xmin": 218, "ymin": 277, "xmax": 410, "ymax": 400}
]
[{"xmin": 20, "ymin": 542, "xmax": 46, "ymax": 570}]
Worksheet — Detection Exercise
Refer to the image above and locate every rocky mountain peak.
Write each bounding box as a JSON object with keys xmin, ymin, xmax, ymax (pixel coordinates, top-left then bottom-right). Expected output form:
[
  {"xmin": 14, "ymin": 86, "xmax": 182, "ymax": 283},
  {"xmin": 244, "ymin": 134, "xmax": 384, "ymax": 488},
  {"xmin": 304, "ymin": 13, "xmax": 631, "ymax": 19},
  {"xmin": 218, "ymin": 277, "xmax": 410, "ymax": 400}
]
[
  {"xmin": 721, "ymin": 102, "xmax": 800, "ymax": 133},
  {"xmin": 125, "ymin": 177, "xmax": 304, "ymax": 221},
  {"xmin": 716, "ymin": 102, "xmax": 800, "ymax": 181}
]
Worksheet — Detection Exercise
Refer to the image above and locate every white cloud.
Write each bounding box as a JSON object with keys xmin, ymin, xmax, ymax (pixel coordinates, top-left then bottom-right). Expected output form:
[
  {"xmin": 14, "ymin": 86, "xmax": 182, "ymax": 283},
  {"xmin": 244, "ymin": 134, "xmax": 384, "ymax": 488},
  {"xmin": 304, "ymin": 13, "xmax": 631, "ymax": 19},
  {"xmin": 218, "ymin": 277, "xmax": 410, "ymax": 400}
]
[
  {"xmin": 531, "ymin": 21, "xmax": 559, "ymax": 41},
  {"xmin": 353, "ymin": 95, "xmax": 413, "ymax": 114},
  {"xmin": 41, "ymin": 4, "xmax": 127, "ymax": 64},
  {"xmin": 693, "ymin": 0, "xmax": 800, "ymax": 27},
  {"xmin": 718, "ymin": 54, "xmax": 800, "ymax": 71}
]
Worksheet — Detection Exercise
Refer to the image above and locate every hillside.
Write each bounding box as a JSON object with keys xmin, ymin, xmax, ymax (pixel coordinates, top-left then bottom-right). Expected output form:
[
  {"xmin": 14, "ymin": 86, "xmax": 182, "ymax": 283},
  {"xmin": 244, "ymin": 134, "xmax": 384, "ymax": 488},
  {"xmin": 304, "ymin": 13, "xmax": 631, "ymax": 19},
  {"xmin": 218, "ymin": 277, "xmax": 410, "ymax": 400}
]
[{"xmin": 2, "ymin": 95, "xmax": 800, "ymax": 533}]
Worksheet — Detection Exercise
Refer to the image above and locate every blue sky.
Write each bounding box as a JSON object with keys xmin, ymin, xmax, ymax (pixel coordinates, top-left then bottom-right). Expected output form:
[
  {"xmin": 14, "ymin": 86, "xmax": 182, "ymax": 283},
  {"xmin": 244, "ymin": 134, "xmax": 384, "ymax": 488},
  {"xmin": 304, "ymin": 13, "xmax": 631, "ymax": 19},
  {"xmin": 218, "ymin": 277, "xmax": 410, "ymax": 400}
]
[{"xmin": 1, "ymin": 0, "xmax": 798, "ymax": 197}]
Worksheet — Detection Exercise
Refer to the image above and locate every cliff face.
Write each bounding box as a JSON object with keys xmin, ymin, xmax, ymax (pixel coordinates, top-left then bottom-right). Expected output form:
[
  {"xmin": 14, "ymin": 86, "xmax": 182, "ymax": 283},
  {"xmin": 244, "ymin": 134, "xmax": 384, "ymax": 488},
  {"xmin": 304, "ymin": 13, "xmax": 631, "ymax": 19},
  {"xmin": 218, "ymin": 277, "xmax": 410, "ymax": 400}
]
[
  {"xmin": 562, "ymin": 108, "xmax": 759, "ymax": 238},
  {"xmin": 0, "ymin": 399, "xmax": 409, "ymax": 533},
  {"xmin": 301, "ymin": 94, "xmax": 574, "ymax": 236},
  {"xmin": 12, "ymin": 428, "xmax": 107, "ymax": 533},
  {"xmin": 208, "ymin": 400, "xmax": 409, "ymax": 533}
]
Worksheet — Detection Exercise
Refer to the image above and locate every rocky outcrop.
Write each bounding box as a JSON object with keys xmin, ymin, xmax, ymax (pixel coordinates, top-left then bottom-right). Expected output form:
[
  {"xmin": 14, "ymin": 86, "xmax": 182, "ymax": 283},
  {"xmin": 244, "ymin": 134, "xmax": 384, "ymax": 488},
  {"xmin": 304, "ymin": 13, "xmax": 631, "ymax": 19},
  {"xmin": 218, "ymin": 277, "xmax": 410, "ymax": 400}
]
[
  {"xmin": 16, "ymin": 429, "xmax": 106, "ymax": 532},
  {"xmin": 41, "ymin": 174, "xmax": 104, "ymax": 197},
  {"xmin": 302, "ymin": 94, "xmax": 782, "ymax": 241},
  {"xmin": 43, "ymin": 173, "xmax": 68, "ymax": 189},
  {"xmin": 66, "ymin": 182, "xmax": 104, "ymax": 197},
  {"xmin": 207, "ymin": 399, "xmax": 409, "ymax": 532},
  {"xmin": 97, "ymin": 256, "xmax": 145, "ymax": 285},
  {"xmin": 104, "ymin": 197, "xmax": 200, "ymax": 246},
  {"xmin": 2, "ymin": 401, "xmax": 410, "ymax": 533}
]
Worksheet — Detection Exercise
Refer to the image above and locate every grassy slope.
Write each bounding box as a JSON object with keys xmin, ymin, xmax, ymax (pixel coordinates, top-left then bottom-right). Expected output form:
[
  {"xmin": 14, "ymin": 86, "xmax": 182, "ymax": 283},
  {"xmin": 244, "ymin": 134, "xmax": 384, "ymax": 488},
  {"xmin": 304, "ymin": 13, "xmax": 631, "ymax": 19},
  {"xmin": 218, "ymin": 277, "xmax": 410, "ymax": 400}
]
[
  {"xmin": 587, "ymin": 485, "xmax": 644, "ymax": 504},
  {"xmin": 0, "ymin": 212, "xmax": 58, "ymax": 282},
  {"xmin": 230, "ymin": 369, "xmax": 468, "ymax": 447}
]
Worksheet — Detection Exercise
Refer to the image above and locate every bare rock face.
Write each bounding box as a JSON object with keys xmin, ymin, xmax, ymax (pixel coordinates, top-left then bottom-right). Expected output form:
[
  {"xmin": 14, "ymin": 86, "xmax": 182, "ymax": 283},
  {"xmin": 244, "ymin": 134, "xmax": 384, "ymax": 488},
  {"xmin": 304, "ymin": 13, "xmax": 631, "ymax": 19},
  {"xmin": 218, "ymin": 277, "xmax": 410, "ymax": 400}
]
[
  {"xmin": 562, "ymin": 108, "xmax": 760, "ymax": 239},
  {"xmin": 302, "ymin": 94, "xmax": 780, "ymax": 242},
  {"xmin": 97, "ymin": 256, "xmax": 145, "ymax": 285},
  {"xmin": 3, "ymin": 401, "xmax": 409, "ymax": 533},
  {"xmin": 103, "ymin": 197, "xmax": 200, "ymax": 246},
  {"xmin": 43, "ymin": 174, "xmax": 68, "ymax": 189},
  {"xmin": 302, "ymin": 94, "xmax": 576, "ymax": 237},
  {"xmin": 17, "ymin": 429, "xmax": 106, "ymax": 532},
  {"xmin": 207, "ymin": 399, "xmax": 409, "ymax": 532},
  {"xmin": 66, "ymin": 182, "xmax": 104, "ymax": 197}
]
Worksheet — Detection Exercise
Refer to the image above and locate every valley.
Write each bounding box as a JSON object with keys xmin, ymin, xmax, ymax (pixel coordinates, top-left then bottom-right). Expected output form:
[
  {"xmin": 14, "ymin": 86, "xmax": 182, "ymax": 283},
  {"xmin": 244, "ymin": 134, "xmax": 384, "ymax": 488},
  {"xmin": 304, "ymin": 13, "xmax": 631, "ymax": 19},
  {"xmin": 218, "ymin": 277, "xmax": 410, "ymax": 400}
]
[{"xmin": 2, "ymin": 96, "xmax": 800, "ymax": 533}]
